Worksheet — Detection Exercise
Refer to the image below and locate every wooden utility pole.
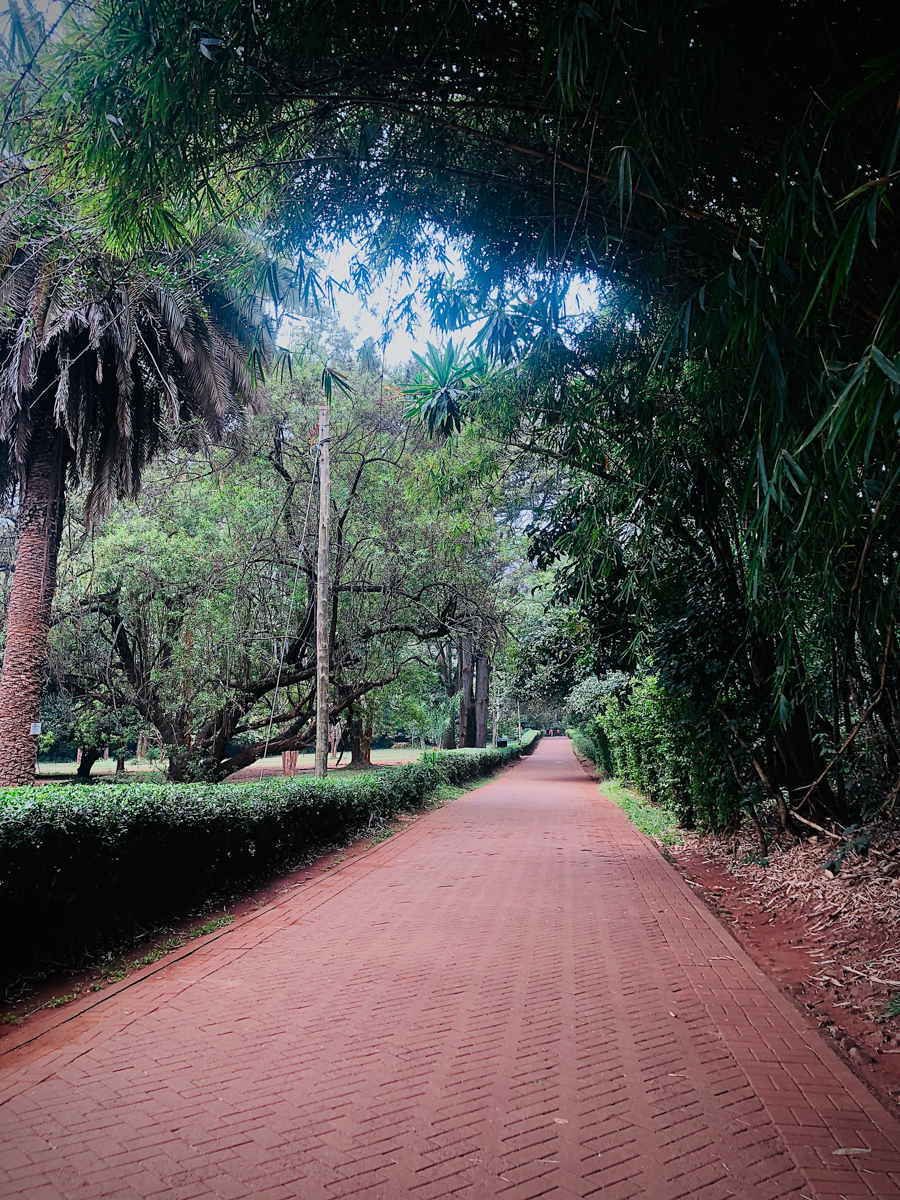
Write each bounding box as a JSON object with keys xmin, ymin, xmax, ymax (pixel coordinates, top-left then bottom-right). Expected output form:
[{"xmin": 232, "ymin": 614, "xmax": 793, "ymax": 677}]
[{"xmin": 315, "ymin": 405, "xmax": 330, "ymax": 777}]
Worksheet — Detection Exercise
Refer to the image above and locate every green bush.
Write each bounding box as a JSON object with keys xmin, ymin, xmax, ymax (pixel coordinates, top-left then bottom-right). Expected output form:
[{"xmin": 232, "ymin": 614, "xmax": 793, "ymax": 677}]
[
  {"xmin": 0, "ymin": 745, "xmax": 522, "ymax": 988},
  {"xmin": 518, "ymin": 729, "xmax": 542, "ymax": 754},
  {"xmin": 570, "ymin": 673, "xmax": 738, "ymax": 830},
  {"xmin": 567, "ymin": 724, "xmax": 614, "ymax": 775}
]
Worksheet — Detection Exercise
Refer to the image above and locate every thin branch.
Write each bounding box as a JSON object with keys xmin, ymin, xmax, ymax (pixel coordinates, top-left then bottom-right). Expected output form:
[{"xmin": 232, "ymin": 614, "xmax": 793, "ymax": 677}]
[{"xmin": 795, "ymin": 625, "xmax": 894, "ymax": 812}]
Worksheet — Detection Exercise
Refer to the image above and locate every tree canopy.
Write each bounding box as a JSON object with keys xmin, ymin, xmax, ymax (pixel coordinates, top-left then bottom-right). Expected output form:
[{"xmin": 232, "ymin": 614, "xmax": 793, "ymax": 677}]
[
  {"xmin": 0, "ymin": 186, "xmax": 278, "ymax": 782},
  {"xmin": 17, "ymin": 0, "xmax": 900, "ymax": 545},
  {"xmin": 42, "ymin": 345, "xmax": 526, "ymax": 779}
]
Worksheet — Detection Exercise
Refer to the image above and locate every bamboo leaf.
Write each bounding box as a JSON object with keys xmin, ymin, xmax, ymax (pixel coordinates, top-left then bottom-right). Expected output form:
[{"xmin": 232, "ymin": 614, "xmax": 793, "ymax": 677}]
[{"xmin": 871, "ymin": 346, "xmax": 900, "ymax": 386}]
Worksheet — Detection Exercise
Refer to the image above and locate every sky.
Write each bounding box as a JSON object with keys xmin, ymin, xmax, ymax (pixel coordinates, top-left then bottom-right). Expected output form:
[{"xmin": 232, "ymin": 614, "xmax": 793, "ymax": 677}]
[
  {"xmin": 312, "ymin": 240, "xmax": 456, "ymax": 366},
  {"xmin": 282, "ymin": 240, "xmax": 600, "ymax": 368},
  {"xmin": 14, "ymin": 0, "xmax": 63, "ymax": 30}
]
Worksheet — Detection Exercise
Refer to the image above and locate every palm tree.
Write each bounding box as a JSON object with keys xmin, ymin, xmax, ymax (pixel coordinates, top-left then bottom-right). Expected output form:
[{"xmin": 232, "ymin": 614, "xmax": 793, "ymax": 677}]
[{"xmin": 0, "ymin": 205, "xmax": 275, "ymax": 784}]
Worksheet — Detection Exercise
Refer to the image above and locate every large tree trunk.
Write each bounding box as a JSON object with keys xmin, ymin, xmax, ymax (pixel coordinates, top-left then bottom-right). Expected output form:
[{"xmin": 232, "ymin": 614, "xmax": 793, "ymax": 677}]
[
  {"xmin": 441, "ymin": 709, "xmax": 457, "ymax": 749},
  {"xmin": 474, "ymin": 654, "xmax": 490, "ymax": 748},
  {"xmin": 458, "ymin": 638, "xmax": 476, "ymax": 748},
  {"xmin": 436, "ymin": 641, "xmax": 458, "ymax": 748},
  {"xmin": 0, "ymin": 434, "xmax": 67, "ymax": 786},
  {"xmin": 776, "ymin": 704, "xmax": 845, "ymax": 823},
  {"xmin": 350, "ymin": 707, "xmax": 372, "ymax": 765},
  {"xmin": 750, "ymin": 638, "xmax": 844, "ymax": 824},
  {"xmin": 76, "ymin": 748, "xmax": 101, "ymax": 780}
]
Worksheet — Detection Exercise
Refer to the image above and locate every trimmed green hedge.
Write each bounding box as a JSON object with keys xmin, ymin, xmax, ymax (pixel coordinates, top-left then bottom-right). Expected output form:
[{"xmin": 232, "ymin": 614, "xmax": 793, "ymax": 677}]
[
  {"xmin": 0, "ymin": 744, "xmax": 531, "ymax": 987},
  {"xmin": 519, "ymin": 728, "xmax": 542, "ymax": 754}
]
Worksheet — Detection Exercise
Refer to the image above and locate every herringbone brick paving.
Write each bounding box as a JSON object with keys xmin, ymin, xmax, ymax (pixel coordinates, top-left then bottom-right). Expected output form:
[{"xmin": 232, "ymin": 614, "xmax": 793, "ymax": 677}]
[{"xmin": 1, "ymin": 740, "xmax": 899, "ymax": 1198}]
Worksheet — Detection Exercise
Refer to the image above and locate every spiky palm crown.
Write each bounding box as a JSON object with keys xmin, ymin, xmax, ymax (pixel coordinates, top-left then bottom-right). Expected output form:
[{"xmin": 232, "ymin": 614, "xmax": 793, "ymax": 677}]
[{"xmin": 0, "ymin": 204, "xmax": 275, "ymax": 520}]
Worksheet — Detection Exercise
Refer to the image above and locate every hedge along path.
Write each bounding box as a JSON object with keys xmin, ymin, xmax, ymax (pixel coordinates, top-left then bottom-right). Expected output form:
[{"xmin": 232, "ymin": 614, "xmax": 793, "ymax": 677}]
[
  {"xmin": 0, "ymin": 740, "xmax": 538, "ymax": 988},
  {"xmin": 2, "ymin": 738, "xmax": 900, "ymax": 1200}
]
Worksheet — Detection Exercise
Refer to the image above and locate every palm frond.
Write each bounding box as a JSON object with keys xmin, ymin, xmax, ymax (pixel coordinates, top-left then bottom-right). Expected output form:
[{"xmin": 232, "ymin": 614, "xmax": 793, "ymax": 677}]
[{"xmin": 0, "ymin": 213, "xmax": 272, "ymax": 520}]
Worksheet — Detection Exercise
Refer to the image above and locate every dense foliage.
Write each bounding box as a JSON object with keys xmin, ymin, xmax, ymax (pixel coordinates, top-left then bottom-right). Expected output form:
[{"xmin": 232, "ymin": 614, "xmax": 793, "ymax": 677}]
[
  {"xmin": 475, "ymin": 281, "xmax": 900, "ymax": 830},
  {"xmin": 0, "ymin": 734, "xmax": 539, "ymax": 987},
  {"xmin": 40, "ymin": 346, "xmax": 521, "ymax": 779},
  {"xmin": 4, "ymin": 1, "xmax": 900, "ymax": 831},
  {"xmin": 569, "ymin": 673, "xmax": 736, "ymax": 831}
]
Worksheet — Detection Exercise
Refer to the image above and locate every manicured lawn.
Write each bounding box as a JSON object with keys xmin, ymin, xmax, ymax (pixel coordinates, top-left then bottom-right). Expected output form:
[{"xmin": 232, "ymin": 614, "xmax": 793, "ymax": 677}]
[
  {"xmin": 35, "ymin": 746, "xmax": 430, "ymax": 782},
  {"xmin": 36, "ymin": 758, "xmax": 160, "ymax": 778},
  {"xmin": 37, "ymin": 744, "xmax": 514, "ymax": 783}
]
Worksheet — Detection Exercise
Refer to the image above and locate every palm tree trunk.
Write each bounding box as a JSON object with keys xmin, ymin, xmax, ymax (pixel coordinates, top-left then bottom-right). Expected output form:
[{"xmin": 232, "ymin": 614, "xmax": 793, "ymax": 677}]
[{"xmin": 0, "ymin": 433, "xmax": 67, "ymax": 786}]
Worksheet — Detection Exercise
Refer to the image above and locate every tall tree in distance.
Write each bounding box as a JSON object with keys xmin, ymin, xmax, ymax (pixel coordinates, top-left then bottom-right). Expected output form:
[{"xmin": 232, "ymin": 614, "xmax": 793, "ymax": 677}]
[{"xmin": 0, "ymin": 202, "xmax": 274, "ymax": 783}]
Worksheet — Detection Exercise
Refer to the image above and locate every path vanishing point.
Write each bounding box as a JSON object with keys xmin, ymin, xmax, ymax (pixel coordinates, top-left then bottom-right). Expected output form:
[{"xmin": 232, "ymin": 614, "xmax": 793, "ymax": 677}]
[{"xmin": 2, "ymin": 738, "xmax": 899, "ymax": 1199}]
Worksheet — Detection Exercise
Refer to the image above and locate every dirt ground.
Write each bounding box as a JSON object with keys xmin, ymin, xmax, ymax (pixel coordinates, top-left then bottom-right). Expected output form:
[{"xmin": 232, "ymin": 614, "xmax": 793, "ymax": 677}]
[{"xmin": 671, "ymin": 831, "xmax": 900, "ymax": 1121}]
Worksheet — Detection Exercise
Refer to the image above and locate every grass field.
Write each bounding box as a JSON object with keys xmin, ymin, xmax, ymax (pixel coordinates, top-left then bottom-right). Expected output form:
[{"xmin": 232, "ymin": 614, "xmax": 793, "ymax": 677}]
[
  {"xmin": 225, "ymin": 746, "xmax": 427, "ymax": 781},
  {"xmin": 35, "ymin": 743, "xmax": 513, "ymax": 783},
  {"xmin": 35, "ymin": 758, "xmax": 159, "ymax": 778},
  {"xmin": 34, "ymin": 746, "xmax": 430, "ymax": 782}
]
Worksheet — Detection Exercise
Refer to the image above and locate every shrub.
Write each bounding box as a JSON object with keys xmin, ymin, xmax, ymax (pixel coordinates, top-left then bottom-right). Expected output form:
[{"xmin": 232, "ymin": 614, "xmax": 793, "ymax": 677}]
[
  {"xmin": 0, "ymin": 745, "xmax": 523, "ymax": 989},
  {"xmin": 569, "ymin": 673, "xmax": 738, "ymax": 830},
  {"xmin": 518, "ymin": 729, "xmax": 542, "ymax": 754}
]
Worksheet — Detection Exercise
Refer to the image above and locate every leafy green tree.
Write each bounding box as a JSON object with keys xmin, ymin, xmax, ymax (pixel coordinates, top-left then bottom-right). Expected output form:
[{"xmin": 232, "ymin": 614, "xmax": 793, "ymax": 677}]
[
  {"xmin": 468, "ymin": 299, "xmax": 900, "ymax": 826},
  {"xmin": 509, "ymin": 607, "xmax": 590, "ymax": 731},
  {"xmin": 66, "ymin": 699, "xmax": 142, "ymax": 779},
  {"xmin": 48, "ymin": 353, "xmax": 518, "ymax": 779}
]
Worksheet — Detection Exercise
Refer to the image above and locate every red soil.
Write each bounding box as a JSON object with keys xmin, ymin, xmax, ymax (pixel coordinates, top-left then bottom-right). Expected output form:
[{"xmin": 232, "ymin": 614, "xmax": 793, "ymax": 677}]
[{"xmin": 672, "ymin": 844, "xmax": 900, "ymax": 1121}]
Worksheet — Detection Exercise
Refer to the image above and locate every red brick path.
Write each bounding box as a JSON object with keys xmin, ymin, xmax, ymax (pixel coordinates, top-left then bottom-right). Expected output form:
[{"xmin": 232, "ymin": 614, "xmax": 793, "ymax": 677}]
[{"xmin": 2, "ymin": 739, "xmax": 899, "ymax": 1199}]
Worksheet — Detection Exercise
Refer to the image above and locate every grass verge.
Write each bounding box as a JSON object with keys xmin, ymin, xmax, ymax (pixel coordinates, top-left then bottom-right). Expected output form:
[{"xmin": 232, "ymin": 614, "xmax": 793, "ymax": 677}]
[{"xmin": 598, "ymin": 777, "xmax": 681, "ymax": 845}]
